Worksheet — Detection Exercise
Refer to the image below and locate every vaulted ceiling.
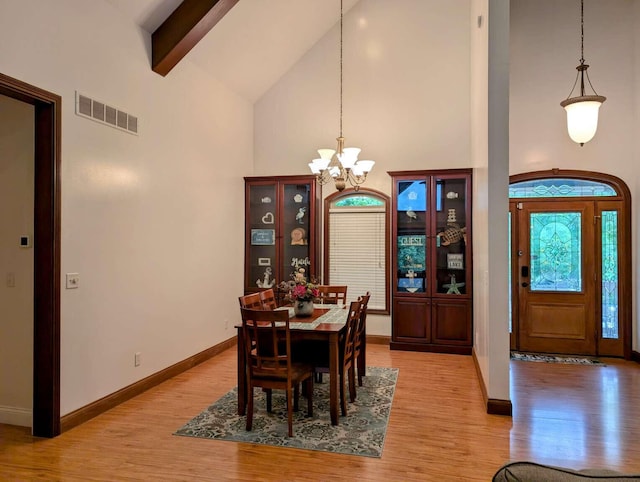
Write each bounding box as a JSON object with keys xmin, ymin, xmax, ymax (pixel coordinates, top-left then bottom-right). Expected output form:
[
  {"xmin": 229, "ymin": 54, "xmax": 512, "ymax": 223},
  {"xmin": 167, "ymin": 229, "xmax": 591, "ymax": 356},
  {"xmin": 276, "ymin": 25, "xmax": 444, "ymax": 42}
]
[{"xmin": 105, "ymin": 0, "xmax": 359, "ymax": 102}]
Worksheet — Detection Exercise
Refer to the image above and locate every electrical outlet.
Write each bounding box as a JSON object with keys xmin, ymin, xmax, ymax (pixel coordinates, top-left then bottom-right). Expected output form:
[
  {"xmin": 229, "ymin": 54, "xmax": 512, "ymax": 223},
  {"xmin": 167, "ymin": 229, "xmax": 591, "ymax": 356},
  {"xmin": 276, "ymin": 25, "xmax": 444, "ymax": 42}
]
[
  {"xmin": 134, "ymin": 352, "xmax": 141, "ymax": 367},
  {"xmin": 6, "ymin": 272, "xmax": 15, "ymax": 288},
  {"xmin": 66, "ymin": 273, "xmax": 80, "ymax": 289},
  {"xmin": 224, "ymin": 319, "xmax": 229, "ymax": 330}
]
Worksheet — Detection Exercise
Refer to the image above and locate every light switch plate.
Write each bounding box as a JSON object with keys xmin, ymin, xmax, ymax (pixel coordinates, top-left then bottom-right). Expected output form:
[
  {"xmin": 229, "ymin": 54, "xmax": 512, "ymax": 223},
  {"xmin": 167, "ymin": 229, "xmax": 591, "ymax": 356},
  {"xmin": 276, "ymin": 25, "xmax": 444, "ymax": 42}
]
[{"xmin": 66, "ymin": 273, "xmax": 79, "ymax": 289}]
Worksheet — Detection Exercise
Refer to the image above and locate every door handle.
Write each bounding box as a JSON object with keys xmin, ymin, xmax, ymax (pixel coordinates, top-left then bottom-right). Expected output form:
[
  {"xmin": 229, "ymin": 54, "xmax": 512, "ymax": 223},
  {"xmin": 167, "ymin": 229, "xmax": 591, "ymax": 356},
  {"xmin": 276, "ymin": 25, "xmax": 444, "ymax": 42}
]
[{"xmin": 521, "ymin": 282, "xmax": 529, "ymax": 288}]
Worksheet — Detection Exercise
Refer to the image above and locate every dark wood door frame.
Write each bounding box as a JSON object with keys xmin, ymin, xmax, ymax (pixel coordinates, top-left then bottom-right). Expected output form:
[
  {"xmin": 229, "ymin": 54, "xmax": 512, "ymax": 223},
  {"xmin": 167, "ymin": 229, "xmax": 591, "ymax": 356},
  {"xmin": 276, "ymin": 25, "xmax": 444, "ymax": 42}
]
[
  {"xmin": 509, "ymin": 169, "xmax": 632, "ymax": 360},
  {"xmin": 0, "ymin": 73, "xmax": 61, "ymax": 437}
]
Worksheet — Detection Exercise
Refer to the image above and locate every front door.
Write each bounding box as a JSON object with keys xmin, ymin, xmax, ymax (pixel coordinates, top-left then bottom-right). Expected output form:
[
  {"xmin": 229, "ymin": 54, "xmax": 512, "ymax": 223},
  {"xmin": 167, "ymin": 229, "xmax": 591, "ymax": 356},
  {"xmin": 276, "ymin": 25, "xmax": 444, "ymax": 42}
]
[
  {"xmin": 513, "ymin": 201, "xmax": 597, "ymax": 355},
  {"xmin": 509, "ymin": 171, "xmax": 630, "ymax": 359}
]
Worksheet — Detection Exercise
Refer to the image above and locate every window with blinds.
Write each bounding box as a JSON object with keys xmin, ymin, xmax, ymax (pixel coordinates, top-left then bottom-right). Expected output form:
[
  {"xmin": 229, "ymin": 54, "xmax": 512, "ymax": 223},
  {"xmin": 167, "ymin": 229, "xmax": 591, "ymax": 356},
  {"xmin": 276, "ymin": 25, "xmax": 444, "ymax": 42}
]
[{"xmin": 328, "ymin": 202, "xmax": 387, "ymax": 312}]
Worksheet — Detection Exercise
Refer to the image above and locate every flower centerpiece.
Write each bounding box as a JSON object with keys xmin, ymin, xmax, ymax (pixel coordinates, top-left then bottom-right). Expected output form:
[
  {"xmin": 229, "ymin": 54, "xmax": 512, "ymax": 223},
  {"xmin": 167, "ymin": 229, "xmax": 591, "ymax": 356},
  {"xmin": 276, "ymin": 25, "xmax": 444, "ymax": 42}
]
[{"xmin": 278, "ymin": 268, "xmax": 319, "ymax": 317}]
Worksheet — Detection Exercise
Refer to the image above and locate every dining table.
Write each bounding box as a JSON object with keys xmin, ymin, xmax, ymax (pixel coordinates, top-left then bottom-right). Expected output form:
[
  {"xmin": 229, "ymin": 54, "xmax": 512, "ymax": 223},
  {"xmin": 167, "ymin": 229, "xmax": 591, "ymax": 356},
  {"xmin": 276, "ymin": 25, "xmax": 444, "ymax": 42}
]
[{"xmin": 236, "ymin": 304, "xmax": 349, "ymax": 426}]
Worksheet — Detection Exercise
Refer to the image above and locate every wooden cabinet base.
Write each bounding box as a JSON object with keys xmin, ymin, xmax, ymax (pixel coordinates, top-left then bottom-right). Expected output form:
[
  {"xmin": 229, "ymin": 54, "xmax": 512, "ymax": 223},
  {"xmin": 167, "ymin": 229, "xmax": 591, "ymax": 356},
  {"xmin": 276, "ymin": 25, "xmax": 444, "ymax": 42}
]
[{"xmin": 390, "ymin": 341, "xmax": 472, "ymax": 355}]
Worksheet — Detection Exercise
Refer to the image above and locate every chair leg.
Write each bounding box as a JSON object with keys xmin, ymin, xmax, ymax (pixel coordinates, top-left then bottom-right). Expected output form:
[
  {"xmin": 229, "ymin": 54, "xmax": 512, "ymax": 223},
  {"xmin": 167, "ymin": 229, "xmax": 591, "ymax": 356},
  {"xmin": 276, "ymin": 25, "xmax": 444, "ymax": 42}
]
[
  {"xmin": 306, "ymin": 377, "xmax": 313, "ymax": 417},
  {"xmin": 293, "ymin": 384, "xmax": 300, "ymax": 411},
  {"xmin": 357, "ymin": 354, "xmax": 365, "ymax": 386},
  {"xmin": 339, "ymin": 372, "xmax": 347, "ymax": 417},
  {"xmin": 266, "ymin": 388, "xmax": 272, "ymax": 412},
  {"xmin": 348, "ymin": 365, "xmax": 357, "ymax": 403},
  {"xmin": 246, "ymin": 386, "xmax": 254, "ymax": 431},
  {"xmin": 286, "ymin": 387, "xmax": 293, "ymax": 437}
]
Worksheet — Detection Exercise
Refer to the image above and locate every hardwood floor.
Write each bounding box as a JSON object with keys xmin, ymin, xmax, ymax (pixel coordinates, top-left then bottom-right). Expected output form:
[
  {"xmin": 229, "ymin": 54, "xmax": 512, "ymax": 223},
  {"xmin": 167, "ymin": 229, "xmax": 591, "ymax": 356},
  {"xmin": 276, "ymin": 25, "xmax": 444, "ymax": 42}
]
[{"xmin": 2, "ymin": 345, "xmax": 640, "ymax": 481}]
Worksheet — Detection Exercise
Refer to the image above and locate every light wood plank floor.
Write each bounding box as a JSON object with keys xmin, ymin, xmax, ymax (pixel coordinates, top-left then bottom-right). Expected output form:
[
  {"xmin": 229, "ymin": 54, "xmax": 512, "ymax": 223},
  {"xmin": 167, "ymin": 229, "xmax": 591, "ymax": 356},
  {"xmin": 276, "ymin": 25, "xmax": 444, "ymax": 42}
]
[{"xmin": 2, "ymin": 345, "xmax": 640, "ymax": 481}]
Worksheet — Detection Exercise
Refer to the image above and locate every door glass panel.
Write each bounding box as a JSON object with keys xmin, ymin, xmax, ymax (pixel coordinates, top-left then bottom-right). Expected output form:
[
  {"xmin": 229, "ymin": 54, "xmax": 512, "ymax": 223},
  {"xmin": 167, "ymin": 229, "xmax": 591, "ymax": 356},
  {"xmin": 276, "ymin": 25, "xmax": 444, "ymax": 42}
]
[
  {"xmin": 248, "ymin": 184, "xmax": 278, "ymax": 289},
  {"xmin": 530, "ymin": 212, "xmax": 582, "ymax": 292},
  {"xmin": 435, "ymin": 177, "xmax": 467, "ymax": 295},
  {"xmin": 509, "ymin": 178, "xmax": 616, "ymax": 198},
  {"xmin": 282, "ymin": 183, "xmax": 312, "ymax": 284},
  {"xmin": 396, "ymin": 180, "xmax": 427, "ymax": 293},
  {"xmin": 601, "ymin": 211, "xmax": 619, "ymax": 339}
]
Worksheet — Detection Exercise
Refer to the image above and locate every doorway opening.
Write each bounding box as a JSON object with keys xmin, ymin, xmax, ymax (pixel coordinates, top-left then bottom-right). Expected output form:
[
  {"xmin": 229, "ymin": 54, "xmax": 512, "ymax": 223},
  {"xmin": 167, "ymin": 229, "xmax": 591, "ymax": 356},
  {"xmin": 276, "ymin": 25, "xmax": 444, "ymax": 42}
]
[
  {"xmin": 509, "ymin": 169, "xmax": 631, "ymax": 359},
  {"xmin": 0, "ymin": 73, "xmax": 61, "ymax": 436}
]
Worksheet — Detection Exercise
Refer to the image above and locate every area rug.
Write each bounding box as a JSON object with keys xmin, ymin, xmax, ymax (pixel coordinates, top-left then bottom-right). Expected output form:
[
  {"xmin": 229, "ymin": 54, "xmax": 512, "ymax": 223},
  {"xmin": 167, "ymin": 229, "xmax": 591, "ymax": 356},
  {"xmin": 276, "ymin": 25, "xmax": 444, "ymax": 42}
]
[
  {"xmin": 511, "ymin": 351, "xmax": 605, "ymax": 366},
  {"xmin": 174, "ymin": 366, "xmax": 398, "ymax": 458}
]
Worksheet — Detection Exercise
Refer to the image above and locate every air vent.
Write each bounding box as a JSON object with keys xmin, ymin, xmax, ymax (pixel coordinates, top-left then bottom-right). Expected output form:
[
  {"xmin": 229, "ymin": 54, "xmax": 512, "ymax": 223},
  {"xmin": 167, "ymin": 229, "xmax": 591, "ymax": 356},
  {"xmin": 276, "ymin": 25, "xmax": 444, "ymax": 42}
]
[{"xmin": 75, "ymin": 92, "xmax": 138, "ymax": 135}]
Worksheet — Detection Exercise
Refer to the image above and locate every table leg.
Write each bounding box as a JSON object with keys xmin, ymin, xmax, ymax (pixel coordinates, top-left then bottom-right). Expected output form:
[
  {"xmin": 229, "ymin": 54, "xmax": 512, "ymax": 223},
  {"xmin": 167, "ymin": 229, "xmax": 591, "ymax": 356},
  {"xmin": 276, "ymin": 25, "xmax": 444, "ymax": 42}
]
[
  {"xmin": 237, "ymin": 327, "xmax": 246, "ymax": 416},
  {"xmin": 329, "ymin": 332, "xmax": 339, "ymax": 425}
]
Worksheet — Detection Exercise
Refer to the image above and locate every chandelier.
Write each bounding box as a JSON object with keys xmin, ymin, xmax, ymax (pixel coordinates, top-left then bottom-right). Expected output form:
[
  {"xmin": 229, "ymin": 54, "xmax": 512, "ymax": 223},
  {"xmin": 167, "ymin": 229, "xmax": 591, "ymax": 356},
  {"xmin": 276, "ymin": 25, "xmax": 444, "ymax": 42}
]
[
  {"xmin": 308, "ymin": 0, "xmax": 374, "ymax": 191},
  {"xmin": 560, "ymin": 0, "xmax": 606, "ymax": 146}
]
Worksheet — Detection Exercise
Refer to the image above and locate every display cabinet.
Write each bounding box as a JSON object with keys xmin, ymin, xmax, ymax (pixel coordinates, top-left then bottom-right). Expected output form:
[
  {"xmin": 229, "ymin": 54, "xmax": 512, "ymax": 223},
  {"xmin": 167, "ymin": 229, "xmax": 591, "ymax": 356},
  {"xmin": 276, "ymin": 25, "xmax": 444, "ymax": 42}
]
[
  {"xmin": 389, "ymin": 169, "xmax": 472, "ymax": 354},
  {"xmin": 244, "ymin": 176, "xmax": 320, "ymax": 300}
]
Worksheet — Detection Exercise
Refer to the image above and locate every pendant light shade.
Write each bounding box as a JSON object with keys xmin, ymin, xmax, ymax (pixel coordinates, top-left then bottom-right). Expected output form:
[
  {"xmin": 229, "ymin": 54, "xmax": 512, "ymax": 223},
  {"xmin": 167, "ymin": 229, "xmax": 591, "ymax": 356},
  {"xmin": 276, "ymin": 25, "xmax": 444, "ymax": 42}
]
[{"xmin": 561, "ymin": 95, "xmax": 605, "ymax": 145}]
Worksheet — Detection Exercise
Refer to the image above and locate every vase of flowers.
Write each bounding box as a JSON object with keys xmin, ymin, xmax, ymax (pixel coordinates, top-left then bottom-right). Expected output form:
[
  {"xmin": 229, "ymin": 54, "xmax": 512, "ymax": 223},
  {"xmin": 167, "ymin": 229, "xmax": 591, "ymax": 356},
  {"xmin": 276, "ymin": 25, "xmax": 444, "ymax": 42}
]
[{"xmin": 278, "ymin": 268, "xmax": 319, "ymax": 317}]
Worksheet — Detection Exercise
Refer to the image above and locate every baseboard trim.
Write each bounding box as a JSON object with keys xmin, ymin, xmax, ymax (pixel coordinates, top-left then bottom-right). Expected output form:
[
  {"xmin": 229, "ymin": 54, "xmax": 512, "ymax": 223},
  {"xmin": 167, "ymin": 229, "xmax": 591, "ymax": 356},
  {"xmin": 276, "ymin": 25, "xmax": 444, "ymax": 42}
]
[
  {"xmin": 631, "ymin": 350, "xmax": 640, "ymax": 364},
  {"xmin": 367, "ymin": 334, "xmax": 390, "ymax": 345},
  {"xmin": 487, "ymin": 398, "xmax": 513, "ymax": 416},
  {"xmin": 471, "ymin": 348, "xmax": 489, "ymax": 405},
  {"xmin": 60, "ymin": 336, "xmax": 236, "ymax": 433},
  {"xmin": 0, "ymin": 405, "xmax": 32, "ymax": 427},
  {"xmin": 471, "ymin": 348, "xmax": 512, "ymax": 416}
]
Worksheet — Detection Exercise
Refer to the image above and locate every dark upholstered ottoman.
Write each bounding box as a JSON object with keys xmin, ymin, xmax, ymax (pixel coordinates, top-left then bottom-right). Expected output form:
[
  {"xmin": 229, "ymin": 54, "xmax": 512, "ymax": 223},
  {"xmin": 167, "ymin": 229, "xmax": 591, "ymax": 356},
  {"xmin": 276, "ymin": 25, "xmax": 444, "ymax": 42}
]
[{"xmin": 493, "ymin": 462, "xmax": 640, "ymax": 481}]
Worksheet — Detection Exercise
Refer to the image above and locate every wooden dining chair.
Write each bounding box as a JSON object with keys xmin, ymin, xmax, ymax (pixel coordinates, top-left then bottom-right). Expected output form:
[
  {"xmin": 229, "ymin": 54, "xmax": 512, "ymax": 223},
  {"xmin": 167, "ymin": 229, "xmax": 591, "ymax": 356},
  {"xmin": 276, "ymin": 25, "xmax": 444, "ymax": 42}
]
[
  {"xmin": 238, "ymin": 292, "xmax": 263, "ymax": 310},
  {"xmin": 309, "ymin": 300, "xmax": 362, "ymax": 416},
  {"xmin": 353, "ymin": 292, "xmax": 370, "ymax": 387},
  {"xmin": 259, "ymin": 288, "xmax": 277, "ymax": 310},
  {"xmin": 316, "ymin": 285, "xmax": 348, "ymax": 305},
  {"xmin": 240, "ymin": 308, "xmax": 314, "ymax": 437}
]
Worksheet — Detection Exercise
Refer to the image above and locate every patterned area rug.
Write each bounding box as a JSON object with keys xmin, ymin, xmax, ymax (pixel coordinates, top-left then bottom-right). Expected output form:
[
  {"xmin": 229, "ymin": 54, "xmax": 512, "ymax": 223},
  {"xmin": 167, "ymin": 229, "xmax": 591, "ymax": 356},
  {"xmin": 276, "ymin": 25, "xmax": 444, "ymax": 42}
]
[
  {"xmin": 174, "ymin": 366, "xmax": 398, "ymax": 457},
  {"xmin": 511, "ymin": 352, "xmax": 605, "ymax": 366}
]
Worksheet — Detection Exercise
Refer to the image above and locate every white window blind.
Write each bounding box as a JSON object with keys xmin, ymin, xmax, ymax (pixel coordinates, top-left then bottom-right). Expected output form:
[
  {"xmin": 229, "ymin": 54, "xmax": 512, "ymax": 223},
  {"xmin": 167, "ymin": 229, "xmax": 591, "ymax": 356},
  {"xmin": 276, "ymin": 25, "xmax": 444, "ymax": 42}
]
[{"xmin": 328, "ymin": 208, "xmax": 386, "ymax": 311}]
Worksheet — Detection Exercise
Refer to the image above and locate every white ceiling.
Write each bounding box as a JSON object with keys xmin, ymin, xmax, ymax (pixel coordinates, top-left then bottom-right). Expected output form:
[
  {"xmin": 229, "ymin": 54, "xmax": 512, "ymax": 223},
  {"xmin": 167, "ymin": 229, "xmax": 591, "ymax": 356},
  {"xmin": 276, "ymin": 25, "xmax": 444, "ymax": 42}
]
[{"xmin": 105, "ymin": 0, "xmax": 359, "ymax": 102}]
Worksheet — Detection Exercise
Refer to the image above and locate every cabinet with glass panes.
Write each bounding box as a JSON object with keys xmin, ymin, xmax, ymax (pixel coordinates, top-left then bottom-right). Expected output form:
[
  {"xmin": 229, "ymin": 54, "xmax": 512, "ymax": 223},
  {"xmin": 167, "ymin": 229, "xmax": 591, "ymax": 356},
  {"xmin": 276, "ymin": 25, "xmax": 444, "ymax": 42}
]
[
  {"xmin": 244, "ymin": 176, "xmax": 320, "ymax": 305},
  {"xmin": 389, "ymin": 169, "xmax": 472, "ymax": 354}
]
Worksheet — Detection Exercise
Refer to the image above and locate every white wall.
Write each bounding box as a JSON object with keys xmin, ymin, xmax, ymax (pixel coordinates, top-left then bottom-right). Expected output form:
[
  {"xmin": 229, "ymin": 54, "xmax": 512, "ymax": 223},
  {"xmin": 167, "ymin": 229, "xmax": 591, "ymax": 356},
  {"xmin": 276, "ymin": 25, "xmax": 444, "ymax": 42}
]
[
  {"xmin": 0, "ymin": 95, "xmax": 34, "ymax": 426},
  {"xmin": 255, "ymin": 0, "xmax": 473, "ymax": 337},
  {"xmin": 0, "ymin": 0, "xmax": 253, "ymax": 417},
  {"xmin": 510, "ymin": 0, "xmax": 639, "ymax": 350}
]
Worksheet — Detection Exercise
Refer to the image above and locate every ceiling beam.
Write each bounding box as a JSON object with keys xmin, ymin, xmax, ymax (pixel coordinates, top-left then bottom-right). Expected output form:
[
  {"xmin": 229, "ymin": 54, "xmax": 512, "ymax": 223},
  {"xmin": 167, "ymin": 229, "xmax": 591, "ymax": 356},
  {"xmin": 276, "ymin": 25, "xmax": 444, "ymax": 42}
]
[{"xmin": 152, "ymin": 0, "xmax": 239, "ymax": 77}]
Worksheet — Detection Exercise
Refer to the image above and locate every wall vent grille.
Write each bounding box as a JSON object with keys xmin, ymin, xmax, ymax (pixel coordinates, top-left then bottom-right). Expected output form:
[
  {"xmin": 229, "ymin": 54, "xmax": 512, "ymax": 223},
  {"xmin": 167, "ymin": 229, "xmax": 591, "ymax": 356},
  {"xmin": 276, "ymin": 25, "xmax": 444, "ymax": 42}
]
[{"xmin": 75, "ymin": 92, "xmax": 138, "ymax": 135}]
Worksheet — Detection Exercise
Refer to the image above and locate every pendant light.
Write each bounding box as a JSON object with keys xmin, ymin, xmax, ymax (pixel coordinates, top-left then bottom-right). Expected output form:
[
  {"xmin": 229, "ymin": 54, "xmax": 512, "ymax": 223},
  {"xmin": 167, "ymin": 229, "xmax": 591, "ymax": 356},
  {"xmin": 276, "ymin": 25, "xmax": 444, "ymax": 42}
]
[
  {"xmin": 308, "ymin": 0, "xmax": 374, "ymax": 191},
  {"xmin": 560, "ymin": 0, "xmax": 606, "ymax": 146}
]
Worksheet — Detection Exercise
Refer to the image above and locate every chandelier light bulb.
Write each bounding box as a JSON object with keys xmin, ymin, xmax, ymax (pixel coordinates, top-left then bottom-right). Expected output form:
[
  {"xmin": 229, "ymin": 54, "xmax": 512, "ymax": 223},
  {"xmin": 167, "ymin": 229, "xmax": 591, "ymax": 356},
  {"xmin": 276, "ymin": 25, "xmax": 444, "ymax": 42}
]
[
  {"xmin": 317, "ymin": 149, "xmax": 336, "ymax": 160},
  {"xmin": 356, "ymin": 160, "xmax": 375, "ymax": 173}
]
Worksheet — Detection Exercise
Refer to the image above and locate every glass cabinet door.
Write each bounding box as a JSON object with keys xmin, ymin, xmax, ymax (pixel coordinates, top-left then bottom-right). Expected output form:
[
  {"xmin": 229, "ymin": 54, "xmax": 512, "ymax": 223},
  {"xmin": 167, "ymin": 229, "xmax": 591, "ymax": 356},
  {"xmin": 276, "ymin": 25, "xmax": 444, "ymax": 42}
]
[
  {"xmin": 433, "ymin": 176, "xmax": 468, "ymax": 295},
  {"xmin": 396, "ymin": 179, "xmax": 428, "ymax": 293},
  {"xmin": 281, "ymin": 182, "xmax": 312, "ymax": 284},
  {"xmin": 247, "ymin": 183, "xmax": 278, "ymax": 290}
]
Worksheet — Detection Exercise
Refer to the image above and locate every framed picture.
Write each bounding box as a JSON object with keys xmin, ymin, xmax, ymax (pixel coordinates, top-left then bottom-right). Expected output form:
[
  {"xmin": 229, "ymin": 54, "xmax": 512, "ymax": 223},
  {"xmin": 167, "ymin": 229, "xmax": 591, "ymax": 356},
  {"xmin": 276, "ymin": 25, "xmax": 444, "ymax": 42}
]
[
  {"xmin": 258, "ymin": 257, "xmax": 271, "ymax": 266},
  {"xmin": 251, "ymin": 229, "xmax": 275, "ymax": 245},
  {"xmin": 447, "ymin": 253, "xmax": 464, "ymax": 270},
  {"xmin": 397, "ymin": 235, "xmax": 426, "ymax": 269}
]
